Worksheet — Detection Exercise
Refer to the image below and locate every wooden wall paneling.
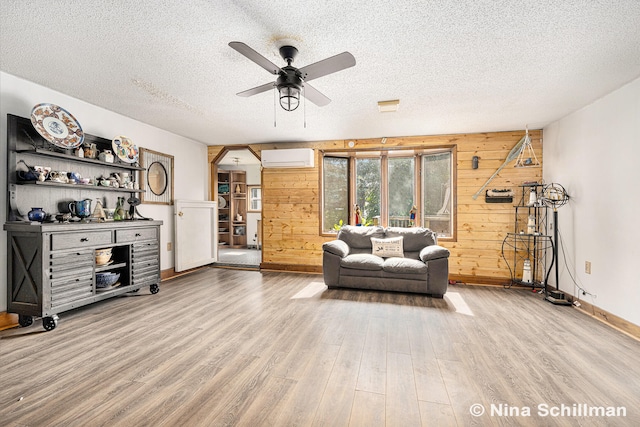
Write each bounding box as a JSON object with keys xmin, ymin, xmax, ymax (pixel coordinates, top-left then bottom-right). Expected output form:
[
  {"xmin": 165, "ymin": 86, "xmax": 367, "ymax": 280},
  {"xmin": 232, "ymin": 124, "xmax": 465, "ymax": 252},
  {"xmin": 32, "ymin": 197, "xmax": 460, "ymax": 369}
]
[{"xmin": 208, "ymin": 130, "xmax": 543, "ymax": 283}]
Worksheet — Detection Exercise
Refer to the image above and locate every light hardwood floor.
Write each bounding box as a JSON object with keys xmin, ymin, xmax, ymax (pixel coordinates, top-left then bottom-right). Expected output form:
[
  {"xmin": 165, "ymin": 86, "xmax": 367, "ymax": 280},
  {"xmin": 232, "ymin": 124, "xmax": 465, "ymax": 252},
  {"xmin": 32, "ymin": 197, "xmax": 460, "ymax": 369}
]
[{"xmin": 1, "ymin": 268, "xmax": 639, "ymax": 426}]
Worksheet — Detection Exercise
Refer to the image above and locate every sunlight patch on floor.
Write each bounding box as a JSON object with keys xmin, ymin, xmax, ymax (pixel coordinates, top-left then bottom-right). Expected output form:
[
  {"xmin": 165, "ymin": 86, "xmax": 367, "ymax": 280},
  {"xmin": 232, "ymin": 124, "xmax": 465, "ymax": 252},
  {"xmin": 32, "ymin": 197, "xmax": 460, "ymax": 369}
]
[
  {"xmin": 445, "ymin": 291, "xmax": 474, "ymax": 316},
  {"xmin": 291, "ymin": 282, "xmax": 328, "ymax": 299}
]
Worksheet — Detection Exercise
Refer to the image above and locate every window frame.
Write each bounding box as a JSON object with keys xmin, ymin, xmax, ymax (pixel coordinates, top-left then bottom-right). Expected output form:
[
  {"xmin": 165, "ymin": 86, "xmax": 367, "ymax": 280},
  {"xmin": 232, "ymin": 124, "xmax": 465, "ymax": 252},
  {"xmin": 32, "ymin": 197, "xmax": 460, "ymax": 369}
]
[
  {"xmin": 319, "ymin": 146, "xmax": 456, "ymax": 241},
  {"xmin": 247, "ymin": 185, "xmax": 262, "ymax": 212}
]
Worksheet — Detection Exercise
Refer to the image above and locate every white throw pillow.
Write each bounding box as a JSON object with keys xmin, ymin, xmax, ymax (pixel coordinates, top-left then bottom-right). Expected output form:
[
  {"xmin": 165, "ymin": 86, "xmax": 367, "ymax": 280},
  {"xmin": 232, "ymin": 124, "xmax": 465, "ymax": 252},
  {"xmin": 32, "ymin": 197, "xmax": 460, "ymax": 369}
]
[{"xmin": 371, "ymin": 236, "xmax": 404, "ymax": 258}]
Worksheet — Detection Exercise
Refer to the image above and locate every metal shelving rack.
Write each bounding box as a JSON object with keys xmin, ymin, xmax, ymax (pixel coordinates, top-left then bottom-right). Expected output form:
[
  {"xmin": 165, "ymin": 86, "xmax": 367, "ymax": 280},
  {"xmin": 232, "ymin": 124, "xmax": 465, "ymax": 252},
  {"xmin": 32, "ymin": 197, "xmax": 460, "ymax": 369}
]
[{"xmin": 502, "ymin": 183, "xmax": 554, "ymax": 289}]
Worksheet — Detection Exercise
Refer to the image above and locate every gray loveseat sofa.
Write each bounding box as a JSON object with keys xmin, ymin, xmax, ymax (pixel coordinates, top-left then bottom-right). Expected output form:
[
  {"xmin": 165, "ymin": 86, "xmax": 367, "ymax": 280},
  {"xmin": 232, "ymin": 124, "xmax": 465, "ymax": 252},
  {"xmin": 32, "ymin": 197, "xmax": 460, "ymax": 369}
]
[{"xmin": 322, "ymin": 225, "xmax": 450, "ymax": 297}]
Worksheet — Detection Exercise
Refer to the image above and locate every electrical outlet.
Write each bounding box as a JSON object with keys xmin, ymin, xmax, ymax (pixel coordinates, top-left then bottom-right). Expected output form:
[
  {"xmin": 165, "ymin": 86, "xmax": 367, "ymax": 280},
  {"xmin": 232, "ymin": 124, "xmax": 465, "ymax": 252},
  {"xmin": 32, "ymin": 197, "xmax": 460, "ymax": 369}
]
[
  {"xmin": 167, "ymin": 242, "xmax": 172, "ymax": 251},
  {"xmin": 585, "ymin": 261, "xmax": 591, "ymax": 274}
]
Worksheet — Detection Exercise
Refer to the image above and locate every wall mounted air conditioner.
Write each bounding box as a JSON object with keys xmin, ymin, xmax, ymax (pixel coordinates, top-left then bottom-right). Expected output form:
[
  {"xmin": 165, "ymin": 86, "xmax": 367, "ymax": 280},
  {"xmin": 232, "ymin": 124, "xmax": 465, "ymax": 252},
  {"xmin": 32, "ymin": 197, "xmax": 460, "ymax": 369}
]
[{"xmin": 261, "ymin": 148, "xmax": 315, "ymax": 168}]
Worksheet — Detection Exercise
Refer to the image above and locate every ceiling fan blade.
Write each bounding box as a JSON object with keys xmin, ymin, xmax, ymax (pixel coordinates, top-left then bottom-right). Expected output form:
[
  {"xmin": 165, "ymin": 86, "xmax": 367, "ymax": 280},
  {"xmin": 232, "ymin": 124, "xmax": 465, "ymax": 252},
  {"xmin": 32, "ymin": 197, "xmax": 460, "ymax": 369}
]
[
  {"xmin": 302, "ymin": 83, "xmax": 331, "ymax": 106},
  {"xmin": 236, "ymin": 82, "xmax": 275, "ymax": 97},
  {"xmin": 299, "ymin": 52, "xmax": 356, "ymax": 82},
  {"xmin": 229, "ymin": 41, "xmax": 282, "ymax": 75}
]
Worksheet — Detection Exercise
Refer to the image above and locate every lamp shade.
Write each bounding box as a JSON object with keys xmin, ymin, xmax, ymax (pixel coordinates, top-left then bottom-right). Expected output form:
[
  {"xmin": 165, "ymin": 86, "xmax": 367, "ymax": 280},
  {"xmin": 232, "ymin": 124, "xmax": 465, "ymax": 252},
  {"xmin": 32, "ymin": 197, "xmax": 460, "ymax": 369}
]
[{"xmin": 279, "ymin": 86, "xmax": 300, "ymax": 111}]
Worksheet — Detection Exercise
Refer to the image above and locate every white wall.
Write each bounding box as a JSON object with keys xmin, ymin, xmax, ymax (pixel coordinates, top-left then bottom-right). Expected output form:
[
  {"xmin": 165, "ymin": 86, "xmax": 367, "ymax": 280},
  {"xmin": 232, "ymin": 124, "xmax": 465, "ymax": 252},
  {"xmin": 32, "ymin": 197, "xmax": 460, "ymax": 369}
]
[
  {"xmin": 543, "ymin": 76, "xmax": 640, "ymax": 326},
  {"xmin": 1, "ymin": 72, "xmax": 209, "ymax": 312}
]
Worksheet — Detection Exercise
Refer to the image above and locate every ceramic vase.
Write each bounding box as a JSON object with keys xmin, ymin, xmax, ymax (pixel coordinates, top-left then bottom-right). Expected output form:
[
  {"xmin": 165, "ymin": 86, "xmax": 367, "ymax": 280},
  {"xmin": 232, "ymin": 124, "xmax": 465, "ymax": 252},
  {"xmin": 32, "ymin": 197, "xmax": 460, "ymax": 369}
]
[{"xmin": 28, "ymin": 207, "xmax": 46, "ymax": 222}]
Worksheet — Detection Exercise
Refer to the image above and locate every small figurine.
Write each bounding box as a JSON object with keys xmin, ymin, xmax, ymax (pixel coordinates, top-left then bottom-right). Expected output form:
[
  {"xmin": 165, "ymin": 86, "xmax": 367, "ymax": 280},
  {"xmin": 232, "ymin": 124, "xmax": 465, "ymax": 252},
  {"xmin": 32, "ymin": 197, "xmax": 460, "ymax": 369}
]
[
  {"xmin": 91, "ymin": 199, "xmax": 106, "ymax": 222},
  {"xmin": 409, "ymin": 205, "xmax": 417, "ymax": 226},
  {"xmin": 355, "ymin": 204, "xmax": 362, "ymax": 226}
]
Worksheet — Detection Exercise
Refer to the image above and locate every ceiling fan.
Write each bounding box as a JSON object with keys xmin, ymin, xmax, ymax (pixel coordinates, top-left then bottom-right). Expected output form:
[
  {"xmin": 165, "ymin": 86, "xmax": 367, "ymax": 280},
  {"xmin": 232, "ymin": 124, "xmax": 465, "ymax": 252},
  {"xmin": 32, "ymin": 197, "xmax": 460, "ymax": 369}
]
[{"xmin": 229, "ymin": 41, "xmax": 356, "ymax": 111}]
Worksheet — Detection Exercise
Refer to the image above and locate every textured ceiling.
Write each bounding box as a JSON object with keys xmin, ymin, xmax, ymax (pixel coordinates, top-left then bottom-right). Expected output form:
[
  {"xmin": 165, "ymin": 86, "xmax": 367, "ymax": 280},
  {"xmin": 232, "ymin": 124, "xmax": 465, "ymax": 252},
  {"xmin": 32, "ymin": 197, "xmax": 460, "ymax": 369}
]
[{"xmin": 2, "ymin": 0, "xmax": 640, "ymax": 146}]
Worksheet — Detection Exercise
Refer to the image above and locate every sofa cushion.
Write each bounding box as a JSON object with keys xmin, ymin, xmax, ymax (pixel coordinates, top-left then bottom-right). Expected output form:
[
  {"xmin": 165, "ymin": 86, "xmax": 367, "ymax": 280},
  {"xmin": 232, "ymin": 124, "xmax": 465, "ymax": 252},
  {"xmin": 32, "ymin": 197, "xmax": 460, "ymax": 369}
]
[
  {"xmin": 383, "ymin": 257, "xmax": 428, "ymax": 274},
  {"xmin": 340, "ymin": 254, "xmax": 384, "ymax": 271},
  {"xmin": 371, "ymin": 236, "xmax": 404, "ymax": 258},
  {"xmin": 385, "ymin": 227, "xmax": 437, "ymax": 251},
  {"xmin": 322, "ymin": 240, "xmax": 350, "ymax": 258},
  {"xmin": 338, "ymin": 225, "xmax": 385, "ymax": 250},
  {"xmin": 420, "ymin": 245, "xmax": 450, "ymax": 262}
]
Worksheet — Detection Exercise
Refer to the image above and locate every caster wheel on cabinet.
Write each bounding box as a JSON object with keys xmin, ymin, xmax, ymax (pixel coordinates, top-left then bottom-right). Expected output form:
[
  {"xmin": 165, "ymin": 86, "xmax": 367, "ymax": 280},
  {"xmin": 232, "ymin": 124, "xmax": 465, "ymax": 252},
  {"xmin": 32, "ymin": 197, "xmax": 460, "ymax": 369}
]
[
  {"xmin": 19, "ymin": 315, "xmax": 33, "ymax": 328},
  {"xmin": 150, "ymin": 284, "xmax": 159, "ymax": 294},
  {"xmin": 43, "ymin": 315, "xmax": 59, "ymax": 331}
]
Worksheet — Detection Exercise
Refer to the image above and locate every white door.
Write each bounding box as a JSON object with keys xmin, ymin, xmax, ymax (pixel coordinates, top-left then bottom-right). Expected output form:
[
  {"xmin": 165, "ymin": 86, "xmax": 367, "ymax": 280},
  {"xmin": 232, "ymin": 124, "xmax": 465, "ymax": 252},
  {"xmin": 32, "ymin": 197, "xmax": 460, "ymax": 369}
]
[{"xmin": 174, "ymin": 200, "xmax": 218, "ymax": 272}]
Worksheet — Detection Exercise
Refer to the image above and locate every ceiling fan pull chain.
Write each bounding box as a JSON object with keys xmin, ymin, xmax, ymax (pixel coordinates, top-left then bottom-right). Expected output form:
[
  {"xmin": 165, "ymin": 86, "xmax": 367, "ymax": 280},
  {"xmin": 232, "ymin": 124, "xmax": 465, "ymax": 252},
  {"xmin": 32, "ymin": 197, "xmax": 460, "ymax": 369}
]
[
  {"xmin": 273, "ymin": 85, "xmax": 277, "ymax": 127},
  {"xmin": 303, "ymin": 84, "xmax": 307, "ymax": 128}
]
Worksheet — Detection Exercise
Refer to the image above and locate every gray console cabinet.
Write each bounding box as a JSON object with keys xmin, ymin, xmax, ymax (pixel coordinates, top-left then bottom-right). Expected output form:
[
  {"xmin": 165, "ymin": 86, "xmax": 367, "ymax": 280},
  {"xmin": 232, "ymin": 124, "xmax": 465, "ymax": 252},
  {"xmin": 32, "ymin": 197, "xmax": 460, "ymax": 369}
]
[{"xmin": 5, "ymin": 218, "xmax": 162, "ymax": 331}]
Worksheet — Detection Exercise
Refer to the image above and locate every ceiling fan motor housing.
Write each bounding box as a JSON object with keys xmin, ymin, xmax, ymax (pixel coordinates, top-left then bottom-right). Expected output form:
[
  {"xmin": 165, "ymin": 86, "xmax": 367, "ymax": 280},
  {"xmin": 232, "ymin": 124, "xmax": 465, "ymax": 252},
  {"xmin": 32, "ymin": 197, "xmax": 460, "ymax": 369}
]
[
  {"xmin": 277, "ymin": 66, "xmax": 303, "ymax": 90},
  {"xmin": 279, "ymin": 45, "xmax": 299, "ymax": 65}
]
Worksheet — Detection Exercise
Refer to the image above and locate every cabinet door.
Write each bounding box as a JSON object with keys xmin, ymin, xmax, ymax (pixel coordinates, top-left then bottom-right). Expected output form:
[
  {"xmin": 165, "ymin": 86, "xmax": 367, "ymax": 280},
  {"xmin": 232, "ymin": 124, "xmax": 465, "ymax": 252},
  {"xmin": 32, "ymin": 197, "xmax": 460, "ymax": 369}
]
[
  {"xmin": 49, "ymin": 250, "xmax": 94, "ymax": 310},
  {"xmin": 131, "ymin": 242, "xmax": 159, "ymax": 286}
]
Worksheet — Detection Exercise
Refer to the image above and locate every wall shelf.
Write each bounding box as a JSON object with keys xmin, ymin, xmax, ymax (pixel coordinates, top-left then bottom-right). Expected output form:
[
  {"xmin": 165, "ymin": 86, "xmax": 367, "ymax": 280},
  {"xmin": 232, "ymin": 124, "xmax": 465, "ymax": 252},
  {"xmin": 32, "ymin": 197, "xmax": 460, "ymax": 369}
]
[{"xmin": 216, "ymin": 170, "xmax": 246, "ymax": 248}]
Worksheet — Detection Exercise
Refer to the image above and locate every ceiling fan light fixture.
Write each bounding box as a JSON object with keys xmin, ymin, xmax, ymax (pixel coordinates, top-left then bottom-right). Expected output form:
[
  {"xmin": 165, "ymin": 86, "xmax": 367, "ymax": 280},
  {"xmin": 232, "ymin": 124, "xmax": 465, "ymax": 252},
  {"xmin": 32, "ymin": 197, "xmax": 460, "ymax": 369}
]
[
  {"xmin": 279, "ymin": 85, "xmax": 300, "ymax": 111},
  {"xmin": 378, "ymin": 99, "xmax": 400, "ymax": 113}
]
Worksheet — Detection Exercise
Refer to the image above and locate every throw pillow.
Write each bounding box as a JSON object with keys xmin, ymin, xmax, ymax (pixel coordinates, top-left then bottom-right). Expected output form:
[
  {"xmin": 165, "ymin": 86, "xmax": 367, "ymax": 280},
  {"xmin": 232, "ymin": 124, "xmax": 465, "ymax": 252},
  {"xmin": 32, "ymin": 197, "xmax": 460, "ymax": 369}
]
[{"xmin": 371, "ymin": 236, "xmax": 404, "ymax": 258}]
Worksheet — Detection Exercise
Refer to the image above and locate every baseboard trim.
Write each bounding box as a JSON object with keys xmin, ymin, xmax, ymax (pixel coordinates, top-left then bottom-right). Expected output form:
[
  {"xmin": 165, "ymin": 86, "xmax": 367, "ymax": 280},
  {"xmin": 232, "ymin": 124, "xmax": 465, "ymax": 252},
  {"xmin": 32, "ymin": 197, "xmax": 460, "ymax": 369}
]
[
  {"xmin": 565, "ymin": 294, "xmax": 640, "ymax": 342},
  {"xmin": 449, "ymin": 274, "xmax": 511, "ymax": 287},
  {"xmin": 161, "ymin": 266, "xmax": 208, "ymax": 281},
  {"xmin": 259, "ymin": 263, "xmax": 322, "ymax": 274},
  {"xmin": 0, "ymin": 312, "xmax": 18, "ymax": 331}
]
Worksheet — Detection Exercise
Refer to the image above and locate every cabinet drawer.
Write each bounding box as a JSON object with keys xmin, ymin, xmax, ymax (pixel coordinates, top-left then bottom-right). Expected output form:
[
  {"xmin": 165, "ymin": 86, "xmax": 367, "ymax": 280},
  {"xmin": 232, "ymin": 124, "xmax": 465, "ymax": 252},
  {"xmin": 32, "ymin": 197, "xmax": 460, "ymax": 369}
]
[
  {"xmin": 51, "ymin": 231, "xmax": 112, "ymax": 251},
  {"xmin": 132, "ymin": 262, "xmax": 158, "ymax": 275},
  {"xmin": 131, "ymin": 251, "xmax": 158, "ymax": 264},
  {"xmin": 132, "ymin": 241, "xmax": 159, "ymax": 254},
  {"xmin": 50, "ymin": 250, "xmax": 94, "ymax": 269},
  {"xmin": 51, "ymin": 274, "xmax": 93, "ymax": 290},
  {"xmin": 50, "ymin": 265, "xmax": 94, "ymax": 280},
  {"xmin": 132, "ymin": 272, "xmax": 159, "ymax": 286},
  {"xmin": 116, "ymin": 228, "xmax": 157, "ymax": 243},
  {"xmin": 51, "ymin": 286, "xmax": 93, "ymax": 307}
]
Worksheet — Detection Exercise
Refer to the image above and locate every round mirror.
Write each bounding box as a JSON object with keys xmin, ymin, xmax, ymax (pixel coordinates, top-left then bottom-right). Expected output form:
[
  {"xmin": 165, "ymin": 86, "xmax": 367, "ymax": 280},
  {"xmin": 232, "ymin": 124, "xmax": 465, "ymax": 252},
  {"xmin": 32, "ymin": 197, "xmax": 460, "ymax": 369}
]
[{"xmin": 147, "ymin": 161, "xmax": 168, "ymax": 196}]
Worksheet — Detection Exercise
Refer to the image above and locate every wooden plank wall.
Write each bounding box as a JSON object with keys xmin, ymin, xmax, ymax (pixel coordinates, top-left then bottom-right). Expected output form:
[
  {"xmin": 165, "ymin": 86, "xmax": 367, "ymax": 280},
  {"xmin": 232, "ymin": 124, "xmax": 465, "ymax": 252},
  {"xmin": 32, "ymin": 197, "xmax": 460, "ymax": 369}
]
[{"xmin": 208, "ymin": 130, "xmax": 543, "ymax": 284}]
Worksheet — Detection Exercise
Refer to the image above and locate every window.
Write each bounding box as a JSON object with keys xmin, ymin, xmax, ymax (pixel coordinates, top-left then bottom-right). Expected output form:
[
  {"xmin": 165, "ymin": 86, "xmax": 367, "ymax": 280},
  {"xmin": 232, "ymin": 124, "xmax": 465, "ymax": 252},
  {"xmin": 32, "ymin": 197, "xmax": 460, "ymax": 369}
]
[
  {"xmin": 388, "ymin": 156, "xmax": 415, "ymax": 227},
  {"xmin": 422, "ymin": 152, "xmax": 453, "ymax": 237},
  {"xmin": 322, "ymin": 156, "xmax": 349, "ymax": 231},
  {"xmin": 321, "ymin": 148, "xmax": 455, "ymax": 239},
  {"xmin": 248, "ymin": 186, "xmax": 261, "ymax": 212},
  {"xmin": 355, "ymin": 158, "xmax": 380, "ymax": 226}
]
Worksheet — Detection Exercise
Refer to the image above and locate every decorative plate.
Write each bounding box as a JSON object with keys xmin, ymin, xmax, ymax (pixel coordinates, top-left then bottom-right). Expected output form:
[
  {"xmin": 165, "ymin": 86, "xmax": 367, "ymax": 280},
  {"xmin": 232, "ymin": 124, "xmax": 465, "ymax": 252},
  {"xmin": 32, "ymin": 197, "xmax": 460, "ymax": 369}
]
[
  {"xmin": 219, "ymin": 196, "xmax": 227, "ymax": 208},
  {"xmin": 30, "ymin": 103, "xmax": 84, "ymax": 149},
  {"xmin": 112, "ymin": 135, "xmax": 139, "ymax": 164}
]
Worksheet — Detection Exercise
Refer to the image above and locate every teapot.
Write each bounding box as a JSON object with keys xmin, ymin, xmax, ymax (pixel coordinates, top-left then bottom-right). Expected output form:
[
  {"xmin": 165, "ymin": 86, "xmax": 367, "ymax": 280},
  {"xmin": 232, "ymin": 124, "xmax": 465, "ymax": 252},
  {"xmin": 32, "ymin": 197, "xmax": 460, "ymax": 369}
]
[
  {"xmin": 67, "ymin": 172, "xmax": 81, "ymax": 184},
  {"xmin": 112, "ymin": 173, "xmax": 123, "ymax": 187},
  {"xmin": 99, "ymin": 150, "xmax": 114, "ymax": 163},
  {"xmin": 83, "ymin": 142, "xmax": 97, "ymax": 159},
  {"xmin": 50, "ymin": 171, "xmax": 69, "ymax": 183},
  {"xmin": 69, "ymin": 198, "xmax": 93, "ymax": 219},
  {"xmin": 16, "ymin": 160, "xmax": 41, "ymax": 181}
]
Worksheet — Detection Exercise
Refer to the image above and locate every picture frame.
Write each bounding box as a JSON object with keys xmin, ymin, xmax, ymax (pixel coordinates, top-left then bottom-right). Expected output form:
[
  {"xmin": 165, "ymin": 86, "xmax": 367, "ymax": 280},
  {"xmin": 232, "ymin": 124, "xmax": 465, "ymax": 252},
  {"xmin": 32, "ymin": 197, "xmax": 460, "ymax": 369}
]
[{"xmin": 140, "ymin": 148, "xmax": 174, "ymax": 205}]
